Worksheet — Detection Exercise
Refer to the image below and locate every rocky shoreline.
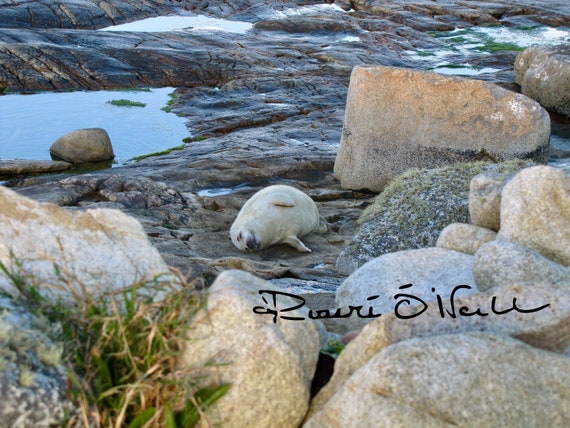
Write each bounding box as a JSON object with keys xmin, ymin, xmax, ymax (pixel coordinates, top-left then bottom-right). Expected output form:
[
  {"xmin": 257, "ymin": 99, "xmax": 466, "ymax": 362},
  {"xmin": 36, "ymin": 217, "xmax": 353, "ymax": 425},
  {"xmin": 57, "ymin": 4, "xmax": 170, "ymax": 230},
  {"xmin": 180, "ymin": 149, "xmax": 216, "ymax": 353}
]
[
  {"xmin": 1, "ymin": 0, "xmax": 568, "ymax": 288},
  {"xmin": 1, "ymin": 0, "xmax": 570, "ymax": 426}
]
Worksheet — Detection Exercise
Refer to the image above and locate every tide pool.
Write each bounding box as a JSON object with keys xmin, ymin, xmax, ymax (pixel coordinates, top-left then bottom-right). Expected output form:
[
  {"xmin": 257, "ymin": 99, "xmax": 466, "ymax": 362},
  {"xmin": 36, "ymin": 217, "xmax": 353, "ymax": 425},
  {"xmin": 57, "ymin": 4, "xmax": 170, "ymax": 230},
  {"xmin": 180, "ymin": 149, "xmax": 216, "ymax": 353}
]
[{"xmin": 0, "ymin": 88, "xmax": 189, "ymax": 164}]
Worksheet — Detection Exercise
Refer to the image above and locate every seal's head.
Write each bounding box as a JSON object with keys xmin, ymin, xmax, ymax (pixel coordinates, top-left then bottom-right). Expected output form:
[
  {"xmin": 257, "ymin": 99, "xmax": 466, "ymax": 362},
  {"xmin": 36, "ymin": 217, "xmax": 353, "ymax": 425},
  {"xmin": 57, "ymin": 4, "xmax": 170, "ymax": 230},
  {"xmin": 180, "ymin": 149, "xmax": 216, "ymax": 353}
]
[{"xmin": 231, "ymin": 228, "xmax": 261, "ymax": 252}]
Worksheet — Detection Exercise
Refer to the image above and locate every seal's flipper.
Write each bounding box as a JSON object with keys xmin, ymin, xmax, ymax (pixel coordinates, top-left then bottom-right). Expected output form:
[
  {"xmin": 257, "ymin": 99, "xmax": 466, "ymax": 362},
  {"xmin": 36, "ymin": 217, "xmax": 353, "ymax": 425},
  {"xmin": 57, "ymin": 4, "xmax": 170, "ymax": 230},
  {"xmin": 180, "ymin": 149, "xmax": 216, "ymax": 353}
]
[
  {"xmin": 283, "ymin": 236, "xmax": 312, "ymax": 252},
  {"xmin": 267, "ymin": 192, "xmax": 297, "ymax": 208},
  {"xmin": 316, "ymin": 216, "xmax": 330, "ymax": 234}
]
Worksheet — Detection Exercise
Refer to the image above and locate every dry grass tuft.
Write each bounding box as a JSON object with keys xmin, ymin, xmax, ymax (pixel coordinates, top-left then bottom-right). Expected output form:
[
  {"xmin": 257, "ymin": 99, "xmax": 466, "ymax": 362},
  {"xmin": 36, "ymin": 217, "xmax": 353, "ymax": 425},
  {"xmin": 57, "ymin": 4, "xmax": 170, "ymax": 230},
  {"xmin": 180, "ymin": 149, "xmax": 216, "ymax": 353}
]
[{"xmin": 0, "ymin": 258, "xmax": 229, "ymax": 427}]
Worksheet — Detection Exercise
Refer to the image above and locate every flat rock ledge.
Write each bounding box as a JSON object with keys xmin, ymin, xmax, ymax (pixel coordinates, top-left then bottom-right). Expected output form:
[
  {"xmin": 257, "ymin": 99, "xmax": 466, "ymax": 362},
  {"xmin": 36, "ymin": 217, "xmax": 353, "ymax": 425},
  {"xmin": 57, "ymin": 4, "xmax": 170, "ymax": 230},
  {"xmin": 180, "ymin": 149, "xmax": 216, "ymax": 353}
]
[{"xmin": 0, "ymin": 159, "xmax": 72, "ymax": 175}]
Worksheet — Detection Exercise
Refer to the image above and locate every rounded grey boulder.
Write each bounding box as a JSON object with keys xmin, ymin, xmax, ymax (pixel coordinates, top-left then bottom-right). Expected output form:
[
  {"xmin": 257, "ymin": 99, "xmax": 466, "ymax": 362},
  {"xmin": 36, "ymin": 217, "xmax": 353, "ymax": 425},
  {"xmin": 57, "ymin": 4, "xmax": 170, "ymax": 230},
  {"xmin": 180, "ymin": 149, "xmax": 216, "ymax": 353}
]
[{"xmin": 49, "ymin": 128, "xmax": 114, "ymax": 164}]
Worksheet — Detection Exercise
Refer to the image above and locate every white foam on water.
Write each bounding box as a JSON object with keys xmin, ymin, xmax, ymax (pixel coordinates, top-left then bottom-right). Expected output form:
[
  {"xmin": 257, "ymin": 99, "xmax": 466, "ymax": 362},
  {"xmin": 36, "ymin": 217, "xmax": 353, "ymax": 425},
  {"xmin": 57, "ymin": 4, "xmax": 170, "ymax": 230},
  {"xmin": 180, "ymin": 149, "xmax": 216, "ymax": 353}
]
[
  {"xmin": 197, "ymin": 184, "xmax": 252, "ymax": 197},
  {"xmin": 407, "ymin": 25, "xmax": 570, "ymax": 77},
  {"xmin": 275, "ymin": 4, "xmax": 348, "ymax": 18},
  {"xmin": 472, "ymin": 25, "xmax": 570, "ymax": 47}
]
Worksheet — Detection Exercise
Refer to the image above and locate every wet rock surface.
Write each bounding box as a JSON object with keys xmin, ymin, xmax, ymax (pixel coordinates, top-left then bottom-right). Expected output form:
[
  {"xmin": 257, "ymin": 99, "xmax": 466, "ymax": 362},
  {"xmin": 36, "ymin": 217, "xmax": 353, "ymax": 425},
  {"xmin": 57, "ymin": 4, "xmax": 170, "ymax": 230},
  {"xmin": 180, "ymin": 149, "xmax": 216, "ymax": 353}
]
[{"xmin": 1, "ymin": 0, "xmax": 570, "ymax": 290}]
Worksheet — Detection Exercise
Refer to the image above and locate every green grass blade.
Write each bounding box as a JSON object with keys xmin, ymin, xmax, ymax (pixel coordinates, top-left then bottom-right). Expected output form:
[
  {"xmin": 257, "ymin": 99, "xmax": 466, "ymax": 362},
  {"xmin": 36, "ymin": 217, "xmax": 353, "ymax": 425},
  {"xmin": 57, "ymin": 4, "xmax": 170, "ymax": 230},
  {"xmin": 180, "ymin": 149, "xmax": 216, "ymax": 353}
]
[
  {"xmin": 163, "ymin": 402, "xmax": 177, "ymax": 428},
  {"xmin": 178, "ymin": 384, "xmax": 231, "ymax": 427},
  {"xmin": 127, "ymin": 407, "xmax": 156, "ymax": 428}
]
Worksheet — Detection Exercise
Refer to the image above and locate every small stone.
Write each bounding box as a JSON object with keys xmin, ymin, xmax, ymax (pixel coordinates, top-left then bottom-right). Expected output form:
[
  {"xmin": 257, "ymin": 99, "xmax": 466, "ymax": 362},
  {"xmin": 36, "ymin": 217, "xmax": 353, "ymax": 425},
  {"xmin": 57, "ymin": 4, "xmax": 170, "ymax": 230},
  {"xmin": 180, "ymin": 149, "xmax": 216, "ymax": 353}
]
[
  {"xmin": 436, "ymin": 222, "xmax": 496, "ymax": 255},
  {"xmin": 468, "ymin": 168, "xmax": 517, "ymax": 230},
  {"xmin": 473, "ymin": 240, "xmax": 570, "ymax": 291}
]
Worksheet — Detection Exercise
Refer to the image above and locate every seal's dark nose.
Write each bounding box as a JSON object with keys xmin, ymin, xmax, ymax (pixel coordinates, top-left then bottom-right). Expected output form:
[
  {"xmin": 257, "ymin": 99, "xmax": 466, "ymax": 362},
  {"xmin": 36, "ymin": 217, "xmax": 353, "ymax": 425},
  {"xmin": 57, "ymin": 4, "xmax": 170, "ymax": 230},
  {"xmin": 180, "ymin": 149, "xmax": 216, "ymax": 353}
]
[{"xmin": 245, "ymin": 238, "xmax": 259, "ymax": 251}]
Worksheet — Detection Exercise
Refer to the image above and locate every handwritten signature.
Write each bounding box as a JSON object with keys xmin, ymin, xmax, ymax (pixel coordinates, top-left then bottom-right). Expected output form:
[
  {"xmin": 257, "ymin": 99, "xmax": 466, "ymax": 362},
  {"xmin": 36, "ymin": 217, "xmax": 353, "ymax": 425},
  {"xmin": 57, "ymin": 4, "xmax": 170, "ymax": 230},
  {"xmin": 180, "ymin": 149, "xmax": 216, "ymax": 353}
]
[{"xmin": 252, "ymin": 284, "xmax": 550, "ymax": 323}]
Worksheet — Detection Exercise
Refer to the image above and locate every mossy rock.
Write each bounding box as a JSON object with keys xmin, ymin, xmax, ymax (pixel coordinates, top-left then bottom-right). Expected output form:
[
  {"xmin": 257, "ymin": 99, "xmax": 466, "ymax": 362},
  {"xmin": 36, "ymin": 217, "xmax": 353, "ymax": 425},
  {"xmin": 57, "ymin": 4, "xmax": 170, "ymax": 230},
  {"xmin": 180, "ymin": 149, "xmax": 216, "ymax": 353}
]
[{"xmin": 335, "ymin": 159, "xmax": 534, "ymax": 275}]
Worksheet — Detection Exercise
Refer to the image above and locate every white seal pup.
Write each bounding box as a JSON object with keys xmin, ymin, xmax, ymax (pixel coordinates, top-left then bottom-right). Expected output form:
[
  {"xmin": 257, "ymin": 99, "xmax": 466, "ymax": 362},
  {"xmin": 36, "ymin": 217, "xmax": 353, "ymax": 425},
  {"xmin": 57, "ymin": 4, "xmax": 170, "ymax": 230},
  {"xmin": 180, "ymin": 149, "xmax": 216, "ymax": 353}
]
[{"xmin": 230, "ymin": 184, "xmax": 329, "ymax": 252}]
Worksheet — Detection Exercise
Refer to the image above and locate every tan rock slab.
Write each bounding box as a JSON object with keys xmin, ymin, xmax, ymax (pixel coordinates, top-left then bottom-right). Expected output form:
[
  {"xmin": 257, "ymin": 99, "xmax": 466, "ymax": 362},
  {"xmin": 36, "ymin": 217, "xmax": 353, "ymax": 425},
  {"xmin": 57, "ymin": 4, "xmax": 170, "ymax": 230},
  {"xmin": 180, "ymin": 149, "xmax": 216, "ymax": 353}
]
[
  {"xmin": 334, "ymin": 65, "xmax": 550, "ymax": 191},
  {"xmin": 0, "ymin": 159, "xmax": 71, "ymax": 174}
]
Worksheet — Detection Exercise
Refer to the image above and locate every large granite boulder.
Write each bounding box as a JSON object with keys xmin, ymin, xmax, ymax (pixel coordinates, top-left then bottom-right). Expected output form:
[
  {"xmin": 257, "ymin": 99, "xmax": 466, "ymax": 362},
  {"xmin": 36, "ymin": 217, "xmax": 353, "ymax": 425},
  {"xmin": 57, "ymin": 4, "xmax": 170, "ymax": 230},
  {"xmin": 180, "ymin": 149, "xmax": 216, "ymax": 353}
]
[
  {"xmin": 178, "ymin": 269, "xmax": 320, "ymax": 428},
  {"xmin": 334, "ymin": 65, "xmax": 550, "ymax": 192},
  {"xmin": 305, "ymin": 333, "xmax": 570, "ymax": 427},
  {"xmin": 308, "ymin": 280, "xmax": 570, "ymax": 419},
  {"xmin": 515, "ymin": 45, "xmax": 570, "ymax": 117},
  {"xmin": 335, "ymin": 247, "xmax": 477, "ymax": 333},
  {"xmin": 499, "ymin": 165, "xmax": 570, "ymax": 267},
  {"xmin": 0, "ymin": 184, "xmax": 174, "ymax": 301}
]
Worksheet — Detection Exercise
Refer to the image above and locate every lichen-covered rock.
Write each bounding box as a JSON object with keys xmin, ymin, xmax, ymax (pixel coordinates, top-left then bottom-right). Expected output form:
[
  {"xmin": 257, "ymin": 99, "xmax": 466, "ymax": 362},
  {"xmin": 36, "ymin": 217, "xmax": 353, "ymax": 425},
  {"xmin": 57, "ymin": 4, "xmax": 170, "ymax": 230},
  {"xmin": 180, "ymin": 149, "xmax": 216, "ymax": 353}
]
[
  {"xmin": 335, "ymin": 160, "xmax": 529, "ymax": 275},
  {"xmin": 49, "ymin": 128, "xmax": 114, "ymax": 164},
  {"xmin": 335, "ymin": 247, "xmax": 477, "ymax": 333},
  {"xmin": 499, "ymin": 165, "xmax": 570, "ymax": 266},
  {"xmin": 0, "ymin": 296, "xmax": 75, "ymax": 427},
  {"xmin": 436, "ymin": 222, "xmax": 496, "ymax": 255},
  {"xmin": 515, "ymin": 45, "xmax": 570, "ymax": 117},
  {"xmin": 334, "ymin": 65, "xmax": 550, "ymax": 191},
  {"xmin": 178, "ymin": 269, "xmax": 320, "ymax": 428},
  {"xmin": 0, "ymin": 184, "xmax": 174, "ymax": 301},
  {"xmin": 473, "ymin": 240, "xmax": 570, "ymax": 291}
]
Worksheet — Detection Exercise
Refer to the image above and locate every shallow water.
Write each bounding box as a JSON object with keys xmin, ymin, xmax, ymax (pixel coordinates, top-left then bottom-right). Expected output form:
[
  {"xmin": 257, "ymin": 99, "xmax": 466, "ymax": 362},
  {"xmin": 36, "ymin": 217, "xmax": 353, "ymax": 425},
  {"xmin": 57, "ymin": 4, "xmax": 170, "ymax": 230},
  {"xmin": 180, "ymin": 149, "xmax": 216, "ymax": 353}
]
[
  {"xmin": 0, "ymin": 88, "xmax": 189, "ymax": 164},
  {"xmin": 197, "ymin": 183, "xmax": 253, "ymax": 197},
  {"xmin": 100, "ymin": 14, "xmax": 253, "ymax": 33}
]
